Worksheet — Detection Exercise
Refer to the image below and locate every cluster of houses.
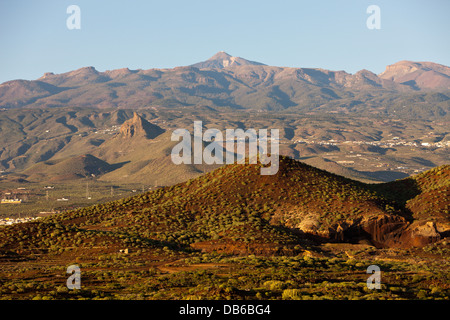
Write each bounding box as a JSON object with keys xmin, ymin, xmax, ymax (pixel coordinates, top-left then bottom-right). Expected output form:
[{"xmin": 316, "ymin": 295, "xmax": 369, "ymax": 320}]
[
  {"xmin": 295, "ymin": 137, "xmax": 450, "ymax": 149},
  {"xmin": 94, "ymin": 125, "xmax": 120, "ymax": 134},
  {"xmin": 0, "ymin": 216, "xmax": 39, "ymax": 226}
]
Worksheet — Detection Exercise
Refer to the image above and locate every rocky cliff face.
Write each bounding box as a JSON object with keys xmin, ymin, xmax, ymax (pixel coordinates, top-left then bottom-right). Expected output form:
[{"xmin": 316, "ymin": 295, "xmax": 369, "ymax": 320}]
[
  {"xmin": 118, "ymin": 112, "xmax": 164, "ymax": 139},
  {"xmin": 325, "ymin": 215, "xmax": 441, "ymax": 248},
  {"xmin": 402, "ymin": 221, "xmax": 441, "ymax": 247}
]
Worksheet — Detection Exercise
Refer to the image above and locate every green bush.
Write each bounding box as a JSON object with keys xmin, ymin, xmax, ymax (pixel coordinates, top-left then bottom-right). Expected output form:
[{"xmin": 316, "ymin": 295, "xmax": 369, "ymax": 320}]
[
  {"xmin": 282, "ymin": 289, "xmax": 302, "ymax": 300},
  {"xmin": 262, "ymin": 280, "xmax": 286, "ymax": 291}
]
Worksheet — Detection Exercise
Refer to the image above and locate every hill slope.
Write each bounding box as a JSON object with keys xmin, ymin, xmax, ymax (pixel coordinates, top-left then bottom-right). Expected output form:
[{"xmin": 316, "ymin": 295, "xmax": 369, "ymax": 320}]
[
  {"xmin": 2, "ymin": 157, "xmax": 446, "ymax": 258},
  {"xmin": 23, "ymin": 154, "xmax": 115, "ymax": 181},
  {"xmin": 375, "ymin": 165, "xmax": 450, "ymax": 231}
]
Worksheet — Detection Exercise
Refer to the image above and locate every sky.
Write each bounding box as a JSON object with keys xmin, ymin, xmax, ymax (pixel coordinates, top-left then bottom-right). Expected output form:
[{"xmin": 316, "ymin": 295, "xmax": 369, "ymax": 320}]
[{"xmin": 0, "ymin": 0, "xmax": 449, "ymax": 83}]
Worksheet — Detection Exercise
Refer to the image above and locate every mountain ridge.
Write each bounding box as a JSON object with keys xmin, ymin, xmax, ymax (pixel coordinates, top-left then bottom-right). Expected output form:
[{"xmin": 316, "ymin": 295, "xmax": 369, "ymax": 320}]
[
  {"xmin": 379, "ymin": 60, "xmax": 450, "ymax": 90},
  {"xmin": 1, "ymin": 53, "xmax": 448, "ymax": 118}
]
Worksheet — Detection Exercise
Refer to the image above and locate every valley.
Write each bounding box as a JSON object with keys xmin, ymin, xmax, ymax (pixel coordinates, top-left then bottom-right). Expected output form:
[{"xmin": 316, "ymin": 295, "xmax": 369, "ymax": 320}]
[{"xmin": 0, "ymin": 106, "xmax": 448, "ymax": 221}]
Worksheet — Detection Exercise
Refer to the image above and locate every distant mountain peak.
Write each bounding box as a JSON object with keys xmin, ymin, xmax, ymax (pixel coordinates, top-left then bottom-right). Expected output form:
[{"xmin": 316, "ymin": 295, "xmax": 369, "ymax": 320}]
[
  {"xmin": 379, "ymin": 60, "xmax": 450, "ymax": 89},
  {"xmin": 41, "ymin": 72, "xmax": 55, "ymax": 79},
  {"xmin": 208, "ymin": 51, "xmax": 232, "ymax": 60},
  {"xmin": 70, "ymin": 66, "xmax": 99, "ymax": 75},
  {"xmin": 191, "ymin": 51, "xmax": 266, "ymax": 69}
]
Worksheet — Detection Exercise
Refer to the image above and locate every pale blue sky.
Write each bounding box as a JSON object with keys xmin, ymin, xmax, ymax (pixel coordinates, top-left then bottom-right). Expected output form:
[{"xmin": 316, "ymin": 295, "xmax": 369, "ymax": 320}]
[{"xmin": 0, "ymin": 0, "xmax": 449, "ymax": 83}]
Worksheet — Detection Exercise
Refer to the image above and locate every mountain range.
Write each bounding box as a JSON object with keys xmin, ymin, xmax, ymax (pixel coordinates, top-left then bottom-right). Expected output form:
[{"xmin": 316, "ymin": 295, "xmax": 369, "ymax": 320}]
[
  {"xmin": 0, "ymin": 52, "xmax": 449, "ymax": 194},
  {"xmin": 1, "ymin": 52, "xmax": 449, "ymax": 119},
  {"xmin": 0, "ymin": 53, "xmax": 449, "ymax": 301}
]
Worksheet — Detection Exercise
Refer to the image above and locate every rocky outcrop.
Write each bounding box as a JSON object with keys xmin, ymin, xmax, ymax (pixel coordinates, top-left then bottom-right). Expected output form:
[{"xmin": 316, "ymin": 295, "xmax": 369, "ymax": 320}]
[
  {"xmin": 323, "ymin": 215, "xmax": 442, "ymax": 248},
  {"xmin": 401, "ymin": 221, "xmax": 441, "ymax": 247},
  {"xmin": 118, "ymin": 112, "xmax": 164, "ymax": 139},
  {"xmin": 359, "ymin": 215, "xmax": 408, "ymax": 248}
]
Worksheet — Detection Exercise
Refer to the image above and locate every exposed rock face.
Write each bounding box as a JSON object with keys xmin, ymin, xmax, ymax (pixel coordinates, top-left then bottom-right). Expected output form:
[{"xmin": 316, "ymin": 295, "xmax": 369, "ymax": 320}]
[
  {"xmin": 118, "ymin": 112, "xmax": 164, "ymax": 139},
  {"xmin": 436, "ymin": 222, "xmax": 450, "ymax": 235},
  {"xmin": 41, "ymin": 72, "xmax": 55, "ymax": 78},
  {"xmin": 359, "ymin": 215, "xmax": 408, "ymax": 248},
  {"xmin": 403, "ymin": 221, "xmax": 441, "ymax": 247},
  {"xmin": 296, "ymin": 215, "xmax": 321, "ymax": 233},
  {"xmin": 316, "ymin": 215, "xmax": 442, "ymax": 249}
]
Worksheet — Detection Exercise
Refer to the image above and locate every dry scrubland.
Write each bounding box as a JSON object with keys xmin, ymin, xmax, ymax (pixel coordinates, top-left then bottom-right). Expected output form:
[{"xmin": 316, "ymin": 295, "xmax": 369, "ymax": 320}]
[{"xmin": 0, "ymin": 157, "xmax": 448, "ymax": 300}]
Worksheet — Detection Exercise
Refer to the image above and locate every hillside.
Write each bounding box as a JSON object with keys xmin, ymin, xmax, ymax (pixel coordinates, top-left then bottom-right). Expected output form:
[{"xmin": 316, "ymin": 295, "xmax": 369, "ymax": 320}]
[
  {"xmin": 375, "ymin": 165, "xmax": 450, "ymax": 229},
  {"xmin": 0, "ymin": 107, "xmax": 448, "ymax": 187},
  {"xmin": 0, "ymin": 157, "xmax": 448, "ymax": 300},
  {"xmin": 23, "ymin": 154, "xmax": 115, "ymax": 181},
  {"xmin": 2, "ymin": 157, "xmax": 446, "ymax": 255}
]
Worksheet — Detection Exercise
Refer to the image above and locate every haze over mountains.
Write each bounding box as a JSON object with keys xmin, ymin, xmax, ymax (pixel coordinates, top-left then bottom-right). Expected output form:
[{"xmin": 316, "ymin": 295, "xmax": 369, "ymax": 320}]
[{"xmin": 1, "ymin": 52, "xmax": 449, "ymax": 119}]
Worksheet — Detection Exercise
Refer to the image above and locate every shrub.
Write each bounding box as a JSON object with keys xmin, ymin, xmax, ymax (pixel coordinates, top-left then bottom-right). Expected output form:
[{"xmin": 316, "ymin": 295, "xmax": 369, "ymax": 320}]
[
  {"xmin": 262, "ymin": 280, "xmax": 286, "ymax": 291},
  {"xmin": 282, "ymin": 289, "xmax": 302, "ymax": 300}
]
